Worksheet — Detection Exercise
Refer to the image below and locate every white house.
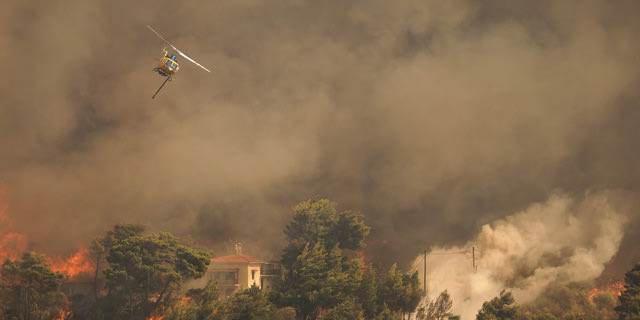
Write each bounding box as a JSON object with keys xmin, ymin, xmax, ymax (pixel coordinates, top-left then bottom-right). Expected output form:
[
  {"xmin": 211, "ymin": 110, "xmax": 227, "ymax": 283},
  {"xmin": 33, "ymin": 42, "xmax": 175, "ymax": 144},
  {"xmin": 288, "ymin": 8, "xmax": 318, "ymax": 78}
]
[{"xmin": 208, "ymin": 246, "xmax": 281, "ymax": 299}]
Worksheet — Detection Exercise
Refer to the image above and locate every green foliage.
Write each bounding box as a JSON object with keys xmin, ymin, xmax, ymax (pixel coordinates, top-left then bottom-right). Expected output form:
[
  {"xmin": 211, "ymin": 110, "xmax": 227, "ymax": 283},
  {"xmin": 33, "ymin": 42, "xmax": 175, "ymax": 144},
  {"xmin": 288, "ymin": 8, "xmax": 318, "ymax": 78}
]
[
  {"xmin": 85, "ymin": 224, "xmax": 145, "ymax": 319},
  {"xmin": 163, "ymin": 281, "xmax": 224, "ymax": 320},
  {"xmin": 615, "ymin": 262, "xmax": 640, "ymax": 320},
  {"xmin": 223, "ymin": 284, "xmax": 278, "ymax": 320},
  {"xmin": 273, "ymin": 306, "xmax": 296, "ymax": 320},
  {"xmin": 592, "ymin": 291, "xmax": 618, "ymax": 311},
  {"xmin": 102, "ymin": 224, "xmax": 146, "ymax": 248},
  {"xmin": 374, "ymin": 304, "xmax": 401, "ymax": 320},
  {"xmin": 418, "ymin": 290, "xmax": 453, "ymax": 320},
  {"xmin": 526, "ymin": 314, "xmax": 556, "ymax": 320},
  {"xmin": 402, "ymin": 271, "xmax": 423, "ymax": 313},
  {"xmin": 379, "ymin": 264, "xmax": 423, "ymax": 315},
  {"xmin": 276, "ymin": 199, "xmax": 372, "ymax": 319},
  {"xmin": 281, "ymin": 199, "xmax": 370, "ymax": 268},
  {"xmin": 164, "ymin": 280, "xmax": 223, "ymax": 320},
  {"xmin": 274, "ymin": 199, "xmax": 426, "ymax": 320},
  {"xmin": 277, "ymin": 242, "xmax": 364, "ymax": 318},
  {"xmin": 359, "ymin": 265, "xmax": 379, "ymax": 319},
  {"xmin": 432, "ymin": 290, "xmax": 453, "ymax": 320},
  {"xmin": 519, "ymin": 282, "xmax": 617, "ymax": 320},
  {"xmin": 476, "ymin": 290, "xmax": 518, "ymax": 320},
  {"xmin": 100, "ymin": 226, "xmax": 211, "ymax": 319},
  {"xmin": 0, "ymin": 251, "xmax": 66, "ymax": 320},
  {"xmin": 320, "ymin": 297, "xmax": 364, "ymax": 320}
]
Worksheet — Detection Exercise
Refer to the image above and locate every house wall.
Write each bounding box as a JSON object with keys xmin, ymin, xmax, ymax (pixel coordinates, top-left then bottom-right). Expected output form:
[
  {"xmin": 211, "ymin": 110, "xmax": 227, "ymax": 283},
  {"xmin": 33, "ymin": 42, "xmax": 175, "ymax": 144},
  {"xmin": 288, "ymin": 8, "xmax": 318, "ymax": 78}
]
[
  {"xmin": 209, "ymin": 258, "xmax": 281, "ymax": 299},
  {"xmin": 235, "ymin": 262, "xmax": 261, "ymax": 289},
  {"xmin": 260, "ymin": 263, "xmax": 282, "ymax": 290},
  {"xmin": 209, "ymin": 261, "xmax": 263, "ymax": 292}
]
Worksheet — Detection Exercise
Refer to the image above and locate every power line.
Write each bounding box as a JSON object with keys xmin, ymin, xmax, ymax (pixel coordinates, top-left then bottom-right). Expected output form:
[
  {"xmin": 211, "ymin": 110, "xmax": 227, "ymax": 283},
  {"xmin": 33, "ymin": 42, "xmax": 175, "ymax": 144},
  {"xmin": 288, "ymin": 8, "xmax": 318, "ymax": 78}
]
[
  {"xmin": 422, "ymin": 246, "xmax": 478, "ymax": 297},
  {"xmin": 427, "ymin": 250, "xmax": 468, "ymax": 255}
]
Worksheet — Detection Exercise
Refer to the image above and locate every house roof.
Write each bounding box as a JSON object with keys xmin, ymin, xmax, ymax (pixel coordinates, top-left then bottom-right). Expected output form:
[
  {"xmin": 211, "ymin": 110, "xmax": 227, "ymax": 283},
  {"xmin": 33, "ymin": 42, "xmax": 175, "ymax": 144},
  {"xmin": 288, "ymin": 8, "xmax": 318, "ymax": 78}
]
[{"xmin": 210, "ymin": 254, "xmax": 267, "ymax": 263}]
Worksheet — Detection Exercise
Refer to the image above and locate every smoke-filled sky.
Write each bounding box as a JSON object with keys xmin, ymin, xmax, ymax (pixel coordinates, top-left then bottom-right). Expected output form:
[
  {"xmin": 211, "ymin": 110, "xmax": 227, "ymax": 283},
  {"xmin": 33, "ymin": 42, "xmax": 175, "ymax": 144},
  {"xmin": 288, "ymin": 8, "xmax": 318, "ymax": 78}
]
[{"xmin": 1, "ymin": 0, "xmax": 639, "ymax": 278}]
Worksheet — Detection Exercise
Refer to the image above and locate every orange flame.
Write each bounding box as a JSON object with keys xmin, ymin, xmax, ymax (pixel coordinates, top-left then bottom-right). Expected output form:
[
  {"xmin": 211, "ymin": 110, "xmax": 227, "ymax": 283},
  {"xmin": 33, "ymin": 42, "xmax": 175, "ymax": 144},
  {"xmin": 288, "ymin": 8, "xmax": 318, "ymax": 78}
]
[
  {"xmin": 589, "ymin": 281, "xmax": 625, "ymax": 300},
  {"xmin": 0, "ymin": 232, "xmax": 28, "ymax": 262},
  {"xmin": 180, "ymin": 296, "xmax": 193, "ymax": 306},
  {"xmin": 354, "ymin": 250, "xmax": 374, "ymax": 265},
  {"xmin": 146, "ymin": 306, "xmax": 165, "ymax": 320},
  {"xmin": 1, "ymin": 187, "xmax": 93, "ymax": 279},
  {"xmin": 53, "ymin": 309, "xmax": 71, "ymax": 320},
  {"xmin": 53, "ymin": 297, "xmax": 71, "ymax": 320},
  {"xmin": 49, "ymin": 247, "xmax": 93, "ymax": 279},
  {"xmin": 0, "ymin": 189, "xmax": 28, "ymax": 263}
]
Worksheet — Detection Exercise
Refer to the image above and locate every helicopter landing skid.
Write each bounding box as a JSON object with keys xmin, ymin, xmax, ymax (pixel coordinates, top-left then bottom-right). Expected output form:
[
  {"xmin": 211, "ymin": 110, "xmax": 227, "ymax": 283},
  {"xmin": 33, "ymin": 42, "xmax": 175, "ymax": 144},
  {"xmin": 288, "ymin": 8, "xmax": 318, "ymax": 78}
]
[{"xmin": 153, "ymin": 67, "xmax": 173, "ymax": 81}]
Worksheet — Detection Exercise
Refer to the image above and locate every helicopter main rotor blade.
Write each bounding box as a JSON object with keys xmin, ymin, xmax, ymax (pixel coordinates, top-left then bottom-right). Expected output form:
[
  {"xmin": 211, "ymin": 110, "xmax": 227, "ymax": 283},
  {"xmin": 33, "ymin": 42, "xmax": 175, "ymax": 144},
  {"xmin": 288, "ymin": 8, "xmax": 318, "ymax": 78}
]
[
  {"xmin": 146, "ymin": 25, "xmax": 212, "ymax": 73},
  {"xmin": 174, "ymin": 47, "xmax": 212, "ymax": 73}
]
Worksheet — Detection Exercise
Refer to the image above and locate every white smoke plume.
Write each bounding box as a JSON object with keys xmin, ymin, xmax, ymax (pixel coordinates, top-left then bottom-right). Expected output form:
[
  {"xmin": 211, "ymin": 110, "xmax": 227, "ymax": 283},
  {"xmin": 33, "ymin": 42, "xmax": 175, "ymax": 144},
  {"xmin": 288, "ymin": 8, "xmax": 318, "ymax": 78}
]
[{"xmin": 413, "ymin": 191, "xmax": 627, "ymax": 319}]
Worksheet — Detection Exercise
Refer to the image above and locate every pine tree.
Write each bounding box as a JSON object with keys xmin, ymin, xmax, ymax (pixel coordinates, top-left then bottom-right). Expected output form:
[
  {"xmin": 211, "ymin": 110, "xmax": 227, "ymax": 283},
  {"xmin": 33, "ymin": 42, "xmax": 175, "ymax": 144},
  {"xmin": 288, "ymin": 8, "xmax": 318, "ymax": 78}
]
[{"xmin": 615, "ymin": 263, "xmax": 640, "ymax": 320}]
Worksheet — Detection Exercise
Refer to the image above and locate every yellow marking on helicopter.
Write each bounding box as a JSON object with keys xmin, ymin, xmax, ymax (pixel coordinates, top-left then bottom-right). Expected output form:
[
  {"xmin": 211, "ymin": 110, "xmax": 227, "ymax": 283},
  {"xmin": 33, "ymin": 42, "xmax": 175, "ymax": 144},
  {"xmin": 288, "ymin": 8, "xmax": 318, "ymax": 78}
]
[
  {"xmin": 154, "ymin": 49, "xmax": 180, "ymax": 78},
  {"xmin": 147, "ymin": 25, "xmax": 212, "ymax": 99}
]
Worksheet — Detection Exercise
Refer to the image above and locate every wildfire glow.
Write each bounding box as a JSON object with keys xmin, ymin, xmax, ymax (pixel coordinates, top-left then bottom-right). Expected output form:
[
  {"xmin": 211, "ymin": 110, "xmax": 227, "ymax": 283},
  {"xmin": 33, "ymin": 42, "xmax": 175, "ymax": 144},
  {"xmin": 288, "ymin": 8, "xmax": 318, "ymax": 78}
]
[
  {"xmin": 49, "ymin": 247, "xmax": 94, "ymax": 279},
  {"xmin": 589, "ymin": 281, "xmax": 625, "ymax": 300},
  {"xmin": 53, "ymin": 297, "xmax": 71, "ymax": 320},
  {"xmin": 146, "ymin": 314, "xmax": 164, "ymax": 320},
  {"xmin": 53, "ymin": 308, "xmax": 71, "ymax": 320},
  {"xmin": 0, "ymin": 189, "xmax": 28, "ymax": 263},
  {"xmin": 1, "ymin": 187, "xmax": 93, "ymax": 279},
  {"xmin": 354, "ymin": 250, "xmax": 374, "ymax": 265},
  {"xmin": 180, "ymin": 296, "xmax": 193, "ymax": 306},
  {"xmin": 146, "ymin": 306, "xmax": 166, "ymax": 320},
  {"xmin": 0, "ymin": 232, "xmax": 28, "ymax": 262}
]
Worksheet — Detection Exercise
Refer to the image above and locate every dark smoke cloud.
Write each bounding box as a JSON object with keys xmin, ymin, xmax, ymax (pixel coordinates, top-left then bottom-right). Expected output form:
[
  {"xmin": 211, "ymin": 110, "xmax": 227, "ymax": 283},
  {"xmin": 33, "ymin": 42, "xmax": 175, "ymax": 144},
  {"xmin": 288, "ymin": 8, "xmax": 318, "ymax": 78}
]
[{"xmin": 1, "ymin": 0, "xmax": 639, "ymax": 274}]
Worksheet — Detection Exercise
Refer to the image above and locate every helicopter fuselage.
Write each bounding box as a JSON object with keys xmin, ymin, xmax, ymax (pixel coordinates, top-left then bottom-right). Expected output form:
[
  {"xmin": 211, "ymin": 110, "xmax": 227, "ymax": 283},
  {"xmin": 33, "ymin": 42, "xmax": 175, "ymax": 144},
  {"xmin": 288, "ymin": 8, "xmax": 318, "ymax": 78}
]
[{"xmin": 154, "ymin": 53, "xmax": 179, "ymax": 78}]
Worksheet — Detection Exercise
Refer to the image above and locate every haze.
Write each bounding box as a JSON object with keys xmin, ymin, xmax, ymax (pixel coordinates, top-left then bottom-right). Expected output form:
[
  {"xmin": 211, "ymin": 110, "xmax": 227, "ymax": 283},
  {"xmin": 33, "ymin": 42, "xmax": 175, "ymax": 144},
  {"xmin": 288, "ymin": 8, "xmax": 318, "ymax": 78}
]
[{"xmin": 1, "ymin": 0, "xmax": 639, "ymax": 283}]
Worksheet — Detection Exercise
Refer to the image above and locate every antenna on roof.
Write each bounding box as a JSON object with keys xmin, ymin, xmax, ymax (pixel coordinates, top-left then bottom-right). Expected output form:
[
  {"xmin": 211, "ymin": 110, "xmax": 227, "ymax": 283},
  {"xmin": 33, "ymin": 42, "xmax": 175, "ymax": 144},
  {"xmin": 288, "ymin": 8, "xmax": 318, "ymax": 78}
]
[{"xmin": 234, "ymin": 241, "xmax": 242, "ymax": 255}]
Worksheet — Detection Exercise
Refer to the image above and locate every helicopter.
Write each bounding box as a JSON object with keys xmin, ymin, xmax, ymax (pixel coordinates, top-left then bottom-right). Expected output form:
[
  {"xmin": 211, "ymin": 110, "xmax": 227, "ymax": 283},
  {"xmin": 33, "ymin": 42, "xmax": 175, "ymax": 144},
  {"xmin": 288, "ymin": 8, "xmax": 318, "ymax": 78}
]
[{"xmin": 147, "ymin": 25, "xmax": 211, "ymax": 99}]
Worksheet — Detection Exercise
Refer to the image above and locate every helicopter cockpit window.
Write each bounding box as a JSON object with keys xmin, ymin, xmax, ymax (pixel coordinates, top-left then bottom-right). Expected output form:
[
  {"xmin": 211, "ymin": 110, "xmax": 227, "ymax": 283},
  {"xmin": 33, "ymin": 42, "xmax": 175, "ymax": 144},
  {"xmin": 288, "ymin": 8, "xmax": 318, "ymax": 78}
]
[{"xmin": 166, "ymin": 60, "xmax": 175, "ymax": 69}]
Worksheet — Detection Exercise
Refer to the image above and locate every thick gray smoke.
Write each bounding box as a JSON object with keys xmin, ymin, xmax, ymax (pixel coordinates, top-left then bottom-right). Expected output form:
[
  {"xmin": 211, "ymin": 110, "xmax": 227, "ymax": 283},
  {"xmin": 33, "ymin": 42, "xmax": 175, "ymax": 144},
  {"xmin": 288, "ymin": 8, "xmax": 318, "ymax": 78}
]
[
  {"xmin": 412, "ymin": 191, "xmax": 628, "ymax": 318},
  {"xmin": 1, "ymin": 0, "xmax": 639, "ymax": 274}
]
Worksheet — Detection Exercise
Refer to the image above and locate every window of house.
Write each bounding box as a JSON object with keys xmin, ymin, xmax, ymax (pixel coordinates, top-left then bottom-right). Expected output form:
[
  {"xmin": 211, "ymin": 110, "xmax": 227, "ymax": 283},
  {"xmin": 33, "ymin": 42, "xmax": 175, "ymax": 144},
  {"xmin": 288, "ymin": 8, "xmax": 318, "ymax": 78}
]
[{"xmin": 251, "ymin": 270, "xmax": 256, "ymax": 280}]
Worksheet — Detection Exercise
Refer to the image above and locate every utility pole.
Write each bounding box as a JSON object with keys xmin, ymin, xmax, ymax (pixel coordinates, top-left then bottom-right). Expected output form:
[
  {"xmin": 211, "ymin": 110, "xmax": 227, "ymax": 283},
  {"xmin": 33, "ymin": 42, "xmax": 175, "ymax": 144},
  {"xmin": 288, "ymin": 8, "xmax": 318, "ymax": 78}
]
[
  {"xmin": 472, "ymin": 246, "xmax": 476, "ymax": 272},
  {"xmin": 423, "ymin": 250, "xmax": 427, "ymax": 296}
]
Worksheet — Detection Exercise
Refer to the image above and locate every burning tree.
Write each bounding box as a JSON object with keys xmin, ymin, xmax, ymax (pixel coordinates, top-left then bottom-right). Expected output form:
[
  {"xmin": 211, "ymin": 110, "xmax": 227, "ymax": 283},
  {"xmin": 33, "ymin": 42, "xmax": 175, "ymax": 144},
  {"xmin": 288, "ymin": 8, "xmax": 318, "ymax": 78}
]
[
  {"xmin": 163, "ymin": 280, "xmax": 223, "ymax": 320},
  {"xmin": 519, "ymin": 282, "xmax": 618, "ymax": 320},
  {"xmin": 0, "ymin": 251, "xmax": 67, "ymax": 320}
]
